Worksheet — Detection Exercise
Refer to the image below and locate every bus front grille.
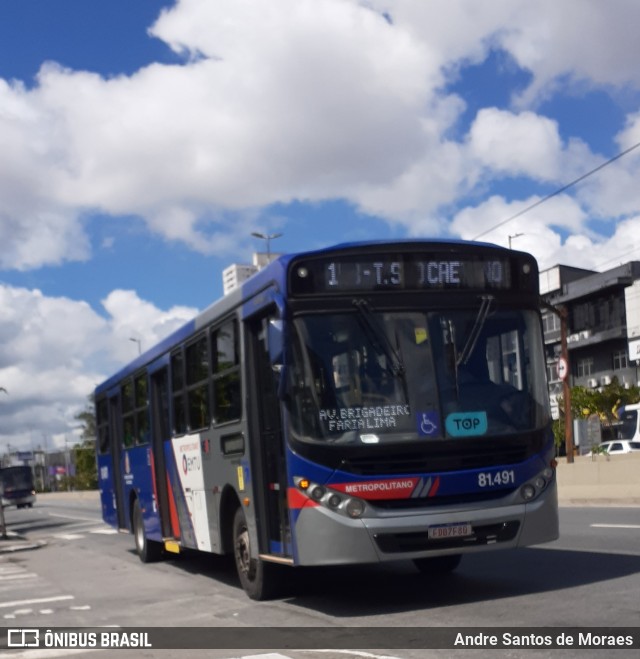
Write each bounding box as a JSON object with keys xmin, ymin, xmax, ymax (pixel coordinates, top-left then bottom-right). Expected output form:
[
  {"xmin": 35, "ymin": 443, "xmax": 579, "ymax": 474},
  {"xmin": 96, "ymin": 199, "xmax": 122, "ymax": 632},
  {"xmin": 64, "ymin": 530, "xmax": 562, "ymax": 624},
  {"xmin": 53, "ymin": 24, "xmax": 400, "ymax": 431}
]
[{"xmin": 341, "ymin": 440, "xmax": 536, "ymax": 476}]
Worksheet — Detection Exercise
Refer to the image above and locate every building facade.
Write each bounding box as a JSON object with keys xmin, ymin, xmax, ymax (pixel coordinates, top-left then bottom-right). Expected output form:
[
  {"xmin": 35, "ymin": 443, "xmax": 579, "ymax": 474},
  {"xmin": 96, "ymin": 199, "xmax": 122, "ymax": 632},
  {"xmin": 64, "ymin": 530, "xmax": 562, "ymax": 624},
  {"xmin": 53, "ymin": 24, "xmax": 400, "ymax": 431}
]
[{"xmin": 541, "ymin": 261, "xmax": 640, "ymax": 418}]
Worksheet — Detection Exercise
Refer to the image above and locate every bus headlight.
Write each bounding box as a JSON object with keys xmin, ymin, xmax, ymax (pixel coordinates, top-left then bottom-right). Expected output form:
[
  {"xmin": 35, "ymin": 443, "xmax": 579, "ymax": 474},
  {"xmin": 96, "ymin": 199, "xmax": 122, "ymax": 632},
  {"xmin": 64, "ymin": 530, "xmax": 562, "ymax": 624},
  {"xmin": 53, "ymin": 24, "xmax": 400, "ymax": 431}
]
[
  {"xmin": 520, "ymin": 463, "xmax": 556, "ymax": 502},
  {"xmin": 345, "ymin": 499, "xmax": 365, "ymax": 518},
  {"xmin": 294, "ymin": 477, "xmax": 367, "ymax": 518},
  {"xmin": 309, "ymin": 485, "xmax": 326, "ymax": 501}
]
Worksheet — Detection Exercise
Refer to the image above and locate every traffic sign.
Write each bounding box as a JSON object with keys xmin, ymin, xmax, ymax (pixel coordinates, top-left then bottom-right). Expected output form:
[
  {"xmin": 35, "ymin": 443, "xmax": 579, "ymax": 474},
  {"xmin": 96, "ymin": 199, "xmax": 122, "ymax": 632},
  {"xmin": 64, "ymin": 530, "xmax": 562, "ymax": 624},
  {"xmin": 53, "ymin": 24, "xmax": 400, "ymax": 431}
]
[{"xmin": 557, "ymin": 357, "xmax": 568, "ymax": 381}]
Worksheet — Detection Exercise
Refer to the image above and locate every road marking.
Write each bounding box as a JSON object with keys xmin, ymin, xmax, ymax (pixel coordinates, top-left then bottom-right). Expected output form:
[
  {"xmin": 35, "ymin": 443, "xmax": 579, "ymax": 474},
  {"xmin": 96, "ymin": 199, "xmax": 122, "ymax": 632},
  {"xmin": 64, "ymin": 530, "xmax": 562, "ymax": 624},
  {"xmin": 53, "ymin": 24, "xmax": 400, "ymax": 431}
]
[
  {"xmin": 591, "ymin": 524, "xmax": 640, "ymax": 529},
  {"xmin": 0, "ymin": 573, "xmax": 37, "ymax": 581},
  {"xmin": 0, "ymin": 595, "xmax": 74, "ymax": 608},
  {"xmin": 0, "ymin": 650, "xmax": 101, "ymax": 658},
  {"xmin": 47, "ymin": 512, "xmax": 102, "ymax": 523},
  {"xmin": 54, "ymin": 534, "xmax": 85, "ymax": 540},
  {"xmin": 89, "ymin": 528, "xmax": 118, "ymax": 534}
]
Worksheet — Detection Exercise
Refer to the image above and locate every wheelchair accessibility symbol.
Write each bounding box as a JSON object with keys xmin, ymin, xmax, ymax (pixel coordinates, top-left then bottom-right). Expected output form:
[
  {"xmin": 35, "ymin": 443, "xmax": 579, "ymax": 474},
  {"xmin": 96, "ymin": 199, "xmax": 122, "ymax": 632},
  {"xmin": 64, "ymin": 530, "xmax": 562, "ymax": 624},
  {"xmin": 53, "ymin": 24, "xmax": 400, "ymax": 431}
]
[{"xmin": 417, "ymin": 411, "xmax": 440, "ymax": 437}]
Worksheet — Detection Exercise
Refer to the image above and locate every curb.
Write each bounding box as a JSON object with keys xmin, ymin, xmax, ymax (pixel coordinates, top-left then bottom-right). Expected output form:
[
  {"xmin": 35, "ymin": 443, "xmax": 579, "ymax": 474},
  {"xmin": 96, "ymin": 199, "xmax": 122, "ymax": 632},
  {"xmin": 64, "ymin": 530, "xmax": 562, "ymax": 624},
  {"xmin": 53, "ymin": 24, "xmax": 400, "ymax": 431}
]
[
  {"xmin": 0, "ymin": 539, "xmax": 47, "ymax": 554},
  {"xmin": 0, "ymin": 531, "xmax": 47, "ymax": 554}
]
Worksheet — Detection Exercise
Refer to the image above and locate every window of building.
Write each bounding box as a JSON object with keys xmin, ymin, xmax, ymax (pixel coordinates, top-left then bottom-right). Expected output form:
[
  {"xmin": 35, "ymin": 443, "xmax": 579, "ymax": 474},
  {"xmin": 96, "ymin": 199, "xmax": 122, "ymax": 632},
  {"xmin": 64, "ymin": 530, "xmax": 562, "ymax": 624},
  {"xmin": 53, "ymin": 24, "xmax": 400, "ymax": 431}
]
[
  {"xmin": 542, "ymin": 313, "xmax": 560, "ymax": 334},
  {"xmin": 613, "ymin": 350, "xmax": 628, "ymax": 370},
  {"xmin": 186, "ymin": 335, "xmax": 211, "ymax": 431},
  {"xmin": 576, "ymin": 357, "xmax": 594, "ymax": 378},
  {"xmin": 212, "ymin": 319, "xmax": 241, "ymax": 424}
]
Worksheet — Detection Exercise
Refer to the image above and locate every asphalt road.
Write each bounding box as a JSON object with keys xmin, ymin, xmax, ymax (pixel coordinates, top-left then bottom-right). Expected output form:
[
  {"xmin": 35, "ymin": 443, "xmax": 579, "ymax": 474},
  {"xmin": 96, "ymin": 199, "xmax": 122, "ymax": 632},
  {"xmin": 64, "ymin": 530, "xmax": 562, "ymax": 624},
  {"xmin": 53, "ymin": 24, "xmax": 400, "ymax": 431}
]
[{"xmin": 0, "ymin": 496, "xmax": 638, "ymax": 659}]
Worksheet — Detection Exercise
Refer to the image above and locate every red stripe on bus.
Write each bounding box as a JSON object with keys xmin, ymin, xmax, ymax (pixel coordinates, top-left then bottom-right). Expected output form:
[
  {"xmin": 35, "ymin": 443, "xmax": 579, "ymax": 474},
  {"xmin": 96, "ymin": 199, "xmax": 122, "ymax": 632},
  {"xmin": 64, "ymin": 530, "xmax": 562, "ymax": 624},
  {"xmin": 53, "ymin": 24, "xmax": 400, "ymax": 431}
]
[
  {"xmin": 166, "ymin": 474, "xmax": 181, "ymax": 538},
  {"xmin": 149, "ymin": 450, "xmax": 159, "ymax": 508},
  {"xmin": 428, "ymin": 476, "xmax": 440, "ymax": 497},
  {"xmin": 287, "ymin": 487, "xmax": 318, "ymax": 509}
]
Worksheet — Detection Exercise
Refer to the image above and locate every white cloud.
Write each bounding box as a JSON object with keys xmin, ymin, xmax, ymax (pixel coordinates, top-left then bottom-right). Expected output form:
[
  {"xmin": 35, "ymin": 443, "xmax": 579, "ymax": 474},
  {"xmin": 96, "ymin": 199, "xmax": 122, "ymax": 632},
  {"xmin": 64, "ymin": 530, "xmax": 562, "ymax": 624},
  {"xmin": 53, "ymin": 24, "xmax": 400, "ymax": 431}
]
[
  {"xmin": 0, "ymin": 284, "xmax": 197, "ymax": 451},
  {"xmin": 0, "ymin": 0, "xmax": 640, "ymax": 269},
  {"xmin": 468, "ymin": 109, "xmax": 564, "ymax": 181}
]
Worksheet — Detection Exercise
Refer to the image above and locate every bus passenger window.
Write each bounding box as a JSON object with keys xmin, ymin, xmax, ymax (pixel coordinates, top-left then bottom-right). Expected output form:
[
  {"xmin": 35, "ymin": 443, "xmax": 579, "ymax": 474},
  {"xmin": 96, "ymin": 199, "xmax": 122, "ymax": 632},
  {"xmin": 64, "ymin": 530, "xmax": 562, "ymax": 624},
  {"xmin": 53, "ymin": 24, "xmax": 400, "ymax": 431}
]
[
  {"xmin": 186, "ymin": 335, "xmax": 211, "ymax": 431},
  {"xmin": 121, "ymin": 379, "xmax": 135, "ymax": 448},
  {"xmin": 212, "ymin": 320, "xmax": 241, "ymax": 424},
  {"xmin": 171, "ymin": 350, "xmax": 187, "ymax": 435},
  {"xmin": 96, "ymin": 398, "xmax": 110, "ymax": 454},
  {"xmin": 134, "ymin": 374, "xmax": 149, "ymax": 444}
]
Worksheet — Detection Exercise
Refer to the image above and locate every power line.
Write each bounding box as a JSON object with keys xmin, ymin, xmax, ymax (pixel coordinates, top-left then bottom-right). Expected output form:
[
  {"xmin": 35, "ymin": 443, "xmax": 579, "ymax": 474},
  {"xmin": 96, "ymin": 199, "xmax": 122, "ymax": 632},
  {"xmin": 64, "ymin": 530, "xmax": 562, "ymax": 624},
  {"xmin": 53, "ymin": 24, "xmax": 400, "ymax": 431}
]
[{"xmin": 472, "ymin": 139, "xmax": 640, "ymax": 241}]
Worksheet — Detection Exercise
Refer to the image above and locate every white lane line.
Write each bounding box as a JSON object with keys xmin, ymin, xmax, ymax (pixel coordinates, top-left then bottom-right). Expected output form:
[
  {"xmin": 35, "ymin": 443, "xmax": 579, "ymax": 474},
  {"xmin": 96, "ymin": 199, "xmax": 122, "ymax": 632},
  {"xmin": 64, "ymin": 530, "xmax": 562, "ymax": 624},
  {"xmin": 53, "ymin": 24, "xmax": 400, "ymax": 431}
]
[
  {"xmin": 591, "ymin": 523, "xmax": 640, "ymax": 529},
  {"xmin": 53, "ymin": 534, "xmax": 85, "ymax": 540},
  {"xmin": 0, "ymin": 573, "xmax": 37, "ymax": 581},
  {"xmin": 0, "ymin": 595, "xmax": 74, "ymax": 608},
  {"xmin": 0, "ymin": 650, "xmax": 101, "ymax": 658},
  {"xmin": 47, "ymin": 512, "xmax": 102, "ymax": 523}
]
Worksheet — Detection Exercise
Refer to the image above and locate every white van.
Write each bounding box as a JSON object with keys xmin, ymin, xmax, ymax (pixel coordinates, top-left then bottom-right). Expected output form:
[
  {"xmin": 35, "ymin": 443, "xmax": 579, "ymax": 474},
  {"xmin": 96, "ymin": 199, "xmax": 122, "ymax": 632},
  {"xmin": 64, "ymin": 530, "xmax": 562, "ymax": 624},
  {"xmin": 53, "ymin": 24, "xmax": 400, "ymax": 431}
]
[{"xmin": 599, "ymin": 439, "xmax": 640, "ymax": 454}]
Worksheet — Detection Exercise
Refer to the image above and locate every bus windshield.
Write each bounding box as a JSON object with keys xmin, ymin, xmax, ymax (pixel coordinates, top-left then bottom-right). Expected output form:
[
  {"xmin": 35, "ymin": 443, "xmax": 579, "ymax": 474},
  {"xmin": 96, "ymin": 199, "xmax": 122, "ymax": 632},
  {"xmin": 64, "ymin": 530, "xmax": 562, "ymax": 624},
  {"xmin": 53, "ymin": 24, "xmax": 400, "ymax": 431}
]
[{"xmin": 287, "ymin": 306, "xmax": 550, "ymax": 445}]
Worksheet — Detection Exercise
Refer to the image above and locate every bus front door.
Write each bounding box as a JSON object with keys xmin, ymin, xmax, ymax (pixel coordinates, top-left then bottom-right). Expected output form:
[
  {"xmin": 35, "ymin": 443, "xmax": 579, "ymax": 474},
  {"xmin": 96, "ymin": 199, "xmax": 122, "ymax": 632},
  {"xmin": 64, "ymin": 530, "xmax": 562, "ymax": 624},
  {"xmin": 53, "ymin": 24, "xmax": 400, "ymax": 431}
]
[
  {"xmin": 108, "ymin": 394, "xmax": 126, "ymax": 530},
  {"xmin": 247, "ymin": 314, "xmax": 291, "ymax": 559},
  {"xmin": 150, "ymin": 367, "xmax": 174, "ymax": 539}
]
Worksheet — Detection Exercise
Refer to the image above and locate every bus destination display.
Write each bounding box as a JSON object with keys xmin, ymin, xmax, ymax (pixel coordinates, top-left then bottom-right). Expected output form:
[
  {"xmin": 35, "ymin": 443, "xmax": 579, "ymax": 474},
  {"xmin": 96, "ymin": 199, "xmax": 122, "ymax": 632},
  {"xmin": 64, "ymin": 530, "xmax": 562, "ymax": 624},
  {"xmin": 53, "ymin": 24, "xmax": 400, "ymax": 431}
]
[{"xmin": 291, "ymin": 255, "xmax": 513, "ymax": 294}]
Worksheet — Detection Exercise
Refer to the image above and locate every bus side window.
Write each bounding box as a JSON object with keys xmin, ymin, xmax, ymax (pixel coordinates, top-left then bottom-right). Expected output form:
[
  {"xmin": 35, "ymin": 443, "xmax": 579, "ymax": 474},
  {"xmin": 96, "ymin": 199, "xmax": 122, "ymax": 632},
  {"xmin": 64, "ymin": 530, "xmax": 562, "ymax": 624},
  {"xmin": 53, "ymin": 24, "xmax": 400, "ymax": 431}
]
[
  {"xmin": 212, "ymin": 319, "xmax": 241, "ymax": 424},
  {"xmin": 186, "ymin": 335, "xmax": 211, "ymax": 431},
  {"xmin": 171, "ymin": 349, "xmax": 187, "ymax": 435},
  {"xmin": 97, "ymin": 398, "xmax": 110, "ymax": 454},
  {"xmin": 134, "ymin": 373, "xmax": 150, "ymax": 444},
  {"xmin": 121, "ymin": 379, "xmax": 135, "ymax": 448}
]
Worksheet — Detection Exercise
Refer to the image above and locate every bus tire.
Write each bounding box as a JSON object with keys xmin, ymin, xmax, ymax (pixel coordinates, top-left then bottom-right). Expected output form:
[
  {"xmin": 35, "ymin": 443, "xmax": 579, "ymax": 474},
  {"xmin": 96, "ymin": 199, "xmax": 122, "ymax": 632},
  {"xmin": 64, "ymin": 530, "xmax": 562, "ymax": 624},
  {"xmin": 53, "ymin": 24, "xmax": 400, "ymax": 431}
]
[
  {"xmin": 413, "ymin": 554, "xmax": 462, "ymax": 574},
  {"xmin": 132, "ymin": 498, "xmax": 163, "ymax": 563},
  {"xmin": 232, "ymin": 507, "xmax": 279, "ymax": 600}
]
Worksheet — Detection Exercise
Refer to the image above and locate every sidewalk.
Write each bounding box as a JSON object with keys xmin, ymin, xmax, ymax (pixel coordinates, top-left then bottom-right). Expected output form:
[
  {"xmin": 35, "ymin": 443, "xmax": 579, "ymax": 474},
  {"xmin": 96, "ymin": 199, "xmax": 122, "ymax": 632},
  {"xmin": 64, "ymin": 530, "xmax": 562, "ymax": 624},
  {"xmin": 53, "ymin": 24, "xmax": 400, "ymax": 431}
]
[{"xmin": 556, "ymin": 453, "xmax": 640, "ymax": 506}]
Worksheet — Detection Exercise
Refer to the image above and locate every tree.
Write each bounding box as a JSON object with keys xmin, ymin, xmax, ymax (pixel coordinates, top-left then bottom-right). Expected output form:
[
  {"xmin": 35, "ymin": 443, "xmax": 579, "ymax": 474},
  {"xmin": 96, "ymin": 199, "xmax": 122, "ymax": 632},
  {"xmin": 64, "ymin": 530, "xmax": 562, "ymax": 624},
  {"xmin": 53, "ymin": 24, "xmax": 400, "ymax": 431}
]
[
  {"xmin": 553, "ymin": 377, "xmax": 640, "ymax": 451},
  {"xmin": 72, "ymin": 396, "xmax": 98, "ymax": 490}
]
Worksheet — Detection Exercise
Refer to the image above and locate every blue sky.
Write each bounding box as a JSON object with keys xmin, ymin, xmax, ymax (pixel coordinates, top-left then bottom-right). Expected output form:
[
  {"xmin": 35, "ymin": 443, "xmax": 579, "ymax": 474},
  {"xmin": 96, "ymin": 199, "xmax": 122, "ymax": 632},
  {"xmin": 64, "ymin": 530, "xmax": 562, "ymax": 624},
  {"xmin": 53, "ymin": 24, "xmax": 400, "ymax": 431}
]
[{"xmin": 2, "ymin": 0, "xmax": 640, "ymax": 451}]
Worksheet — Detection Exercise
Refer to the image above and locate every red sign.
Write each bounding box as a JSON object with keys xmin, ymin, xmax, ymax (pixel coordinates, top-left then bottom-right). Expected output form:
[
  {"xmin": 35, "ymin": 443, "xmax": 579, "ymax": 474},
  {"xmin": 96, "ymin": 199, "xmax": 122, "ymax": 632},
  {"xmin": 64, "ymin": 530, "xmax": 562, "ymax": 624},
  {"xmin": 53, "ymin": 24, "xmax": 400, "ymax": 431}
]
[
  {"xmin": 332, "ymin": 478, "xmax": 419, "ymax": 500},
  {"xmin": 557, "ymin": 357, "xmax": 568, "ymax": 381}
]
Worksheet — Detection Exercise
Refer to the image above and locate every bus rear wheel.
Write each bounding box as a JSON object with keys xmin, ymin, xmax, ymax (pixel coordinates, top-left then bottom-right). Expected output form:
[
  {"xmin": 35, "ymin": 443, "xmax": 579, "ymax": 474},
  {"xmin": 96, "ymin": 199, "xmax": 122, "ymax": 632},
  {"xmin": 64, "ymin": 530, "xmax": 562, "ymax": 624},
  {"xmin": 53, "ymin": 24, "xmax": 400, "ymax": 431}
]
[
  {"xmin": 132, "ymin": 499, "xmax": 163, "ymax": 563},
  {"xmin": 232, "ymin": 507, "xmax": 279, "ymax": 600},
  {"xmin": 413, "ymin": 554, "xmax": 462, "ymax": 574}
]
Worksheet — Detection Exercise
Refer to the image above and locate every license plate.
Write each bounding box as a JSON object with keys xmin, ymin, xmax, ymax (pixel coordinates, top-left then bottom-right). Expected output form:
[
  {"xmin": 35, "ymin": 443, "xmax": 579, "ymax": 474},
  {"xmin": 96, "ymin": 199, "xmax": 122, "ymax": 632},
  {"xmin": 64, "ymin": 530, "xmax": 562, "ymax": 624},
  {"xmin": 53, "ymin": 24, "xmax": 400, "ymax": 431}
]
[{"xmin": 427, "ymin": 522, "xmax": 473, "ymax": 540}]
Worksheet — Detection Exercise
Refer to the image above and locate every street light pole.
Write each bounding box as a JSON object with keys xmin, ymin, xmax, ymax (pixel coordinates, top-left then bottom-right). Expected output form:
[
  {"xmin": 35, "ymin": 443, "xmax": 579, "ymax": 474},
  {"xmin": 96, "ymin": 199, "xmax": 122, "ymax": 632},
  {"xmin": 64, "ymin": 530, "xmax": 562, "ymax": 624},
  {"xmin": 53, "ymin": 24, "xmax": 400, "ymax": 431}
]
[
  {"xmin": 508, "ymin": 233, "xmax": 524, "ymax": 249},
  {"xmin": 129, "ymin": 337, "xmax": 142, "ymax": 355},
  {"xmin": 251, "ymin": 232, "xmax": 283, "ymax": 264}
]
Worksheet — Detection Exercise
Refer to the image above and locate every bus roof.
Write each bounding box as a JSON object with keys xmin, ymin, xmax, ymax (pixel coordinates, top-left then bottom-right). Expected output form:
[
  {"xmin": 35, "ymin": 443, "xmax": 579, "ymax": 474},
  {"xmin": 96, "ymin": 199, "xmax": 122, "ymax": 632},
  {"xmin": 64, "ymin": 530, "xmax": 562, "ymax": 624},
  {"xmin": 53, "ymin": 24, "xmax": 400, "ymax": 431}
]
[{"xmin": 95, "ymin": 238, "xmax": 524, "ymax": 395}]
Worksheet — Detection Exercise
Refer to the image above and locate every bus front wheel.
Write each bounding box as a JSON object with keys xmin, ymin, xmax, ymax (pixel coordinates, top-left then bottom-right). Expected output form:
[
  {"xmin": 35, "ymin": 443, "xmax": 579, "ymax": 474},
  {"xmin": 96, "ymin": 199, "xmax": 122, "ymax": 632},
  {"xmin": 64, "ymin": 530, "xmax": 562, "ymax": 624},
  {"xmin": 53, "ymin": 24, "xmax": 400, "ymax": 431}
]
[
  {"xmin": 132, "ymin": 499, "xmax": 163, "ymax": 563},
  {"xmin": 413, "ymin": 554, "xmax": 462, "ymax": 574},
  {"xmin": 232, "ymin": 507, "xmax": 279, "ymax": 600}
]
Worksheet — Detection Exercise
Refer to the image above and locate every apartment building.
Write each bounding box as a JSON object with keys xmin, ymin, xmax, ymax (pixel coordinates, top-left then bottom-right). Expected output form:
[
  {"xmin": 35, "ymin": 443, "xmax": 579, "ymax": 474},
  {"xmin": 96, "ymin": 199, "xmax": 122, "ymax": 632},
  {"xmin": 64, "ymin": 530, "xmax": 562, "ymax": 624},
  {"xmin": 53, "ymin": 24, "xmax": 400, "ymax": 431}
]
[{"xmin": 540, "ymin": 261, "xmax": 640, "ymax": 418}]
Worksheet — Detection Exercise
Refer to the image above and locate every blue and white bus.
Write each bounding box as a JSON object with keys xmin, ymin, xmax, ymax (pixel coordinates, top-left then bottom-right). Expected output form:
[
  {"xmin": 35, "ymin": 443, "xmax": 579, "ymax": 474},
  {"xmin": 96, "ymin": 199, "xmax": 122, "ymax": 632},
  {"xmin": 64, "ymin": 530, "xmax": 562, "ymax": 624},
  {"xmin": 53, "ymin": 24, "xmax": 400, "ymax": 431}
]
[{"xmin": 95, "ymin": 240, "xmax": 558, "ymax": 599}]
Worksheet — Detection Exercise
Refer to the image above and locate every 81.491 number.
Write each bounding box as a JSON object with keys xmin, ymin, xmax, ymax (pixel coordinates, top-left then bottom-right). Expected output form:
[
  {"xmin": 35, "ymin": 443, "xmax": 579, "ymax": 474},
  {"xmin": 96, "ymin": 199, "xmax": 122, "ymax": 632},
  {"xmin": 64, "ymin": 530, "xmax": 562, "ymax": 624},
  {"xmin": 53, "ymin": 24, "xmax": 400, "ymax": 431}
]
[{"xmin": 478, "ymin": 470, "xmax": 515, "ymax": 487}]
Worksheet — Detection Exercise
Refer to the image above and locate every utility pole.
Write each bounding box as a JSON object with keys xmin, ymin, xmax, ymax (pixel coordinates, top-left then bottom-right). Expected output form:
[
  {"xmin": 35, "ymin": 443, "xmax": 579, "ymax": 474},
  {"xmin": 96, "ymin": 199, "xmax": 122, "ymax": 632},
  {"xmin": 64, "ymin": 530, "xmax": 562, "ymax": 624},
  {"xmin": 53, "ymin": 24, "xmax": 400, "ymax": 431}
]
[
  {"xmin": 558, "ymin": 305, "xmax": 574, "ymax": 463},
  {"xmin": 542, "ymin": 301, "xmax": 574, "ymax": 462}
]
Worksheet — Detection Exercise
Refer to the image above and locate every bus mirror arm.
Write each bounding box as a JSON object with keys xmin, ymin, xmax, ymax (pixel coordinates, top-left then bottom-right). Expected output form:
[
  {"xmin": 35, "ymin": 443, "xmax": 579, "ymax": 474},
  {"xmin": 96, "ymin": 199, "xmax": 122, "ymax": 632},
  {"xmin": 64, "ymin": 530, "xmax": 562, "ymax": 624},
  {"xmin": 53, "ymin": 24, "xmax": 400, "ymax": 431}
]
[
  {"xmin": 267, "ymin": 319, "xmax": 290, "ymax": 400},
  {"xmin": 267, "ymin": 319, "xmax": 284, "ymax": 366}
]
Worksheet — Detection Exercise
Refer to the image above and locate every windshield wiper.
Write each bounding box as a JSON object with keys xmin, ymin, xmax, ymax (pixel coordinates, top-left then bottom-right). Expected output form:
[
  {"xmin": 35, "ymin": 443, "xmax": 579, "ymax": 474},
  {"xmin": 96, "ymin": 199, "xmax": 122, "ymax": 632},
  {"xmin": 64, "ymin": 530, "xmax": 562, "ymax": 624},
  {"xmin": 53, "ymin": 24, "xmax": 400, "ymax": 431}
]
[
  {"xmin": 456, "ymin": 295, "xmax": 494, "ymax": 367},
  {"xmin": 352, "ymin": 299, "xmax": 405, "ymax": 377}
]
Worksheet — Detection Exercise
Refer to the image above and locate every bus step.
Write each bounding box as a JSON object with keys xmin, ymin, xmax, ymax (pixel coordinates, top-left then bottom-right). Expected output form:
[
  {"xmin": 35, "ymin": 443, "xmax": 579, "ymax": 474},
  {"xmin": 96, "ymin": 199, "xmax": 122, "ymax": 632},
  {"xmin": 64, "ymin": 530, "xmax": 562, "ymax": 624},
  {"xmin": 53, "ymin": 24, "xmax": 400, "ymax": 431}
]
[
  {"xmin": 259, "ymin": 554, "xmax": 294, "ymax": 566},
  {"xmin": 163, "ymin": 539, "xmax": 181, "ymax": 554}
]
